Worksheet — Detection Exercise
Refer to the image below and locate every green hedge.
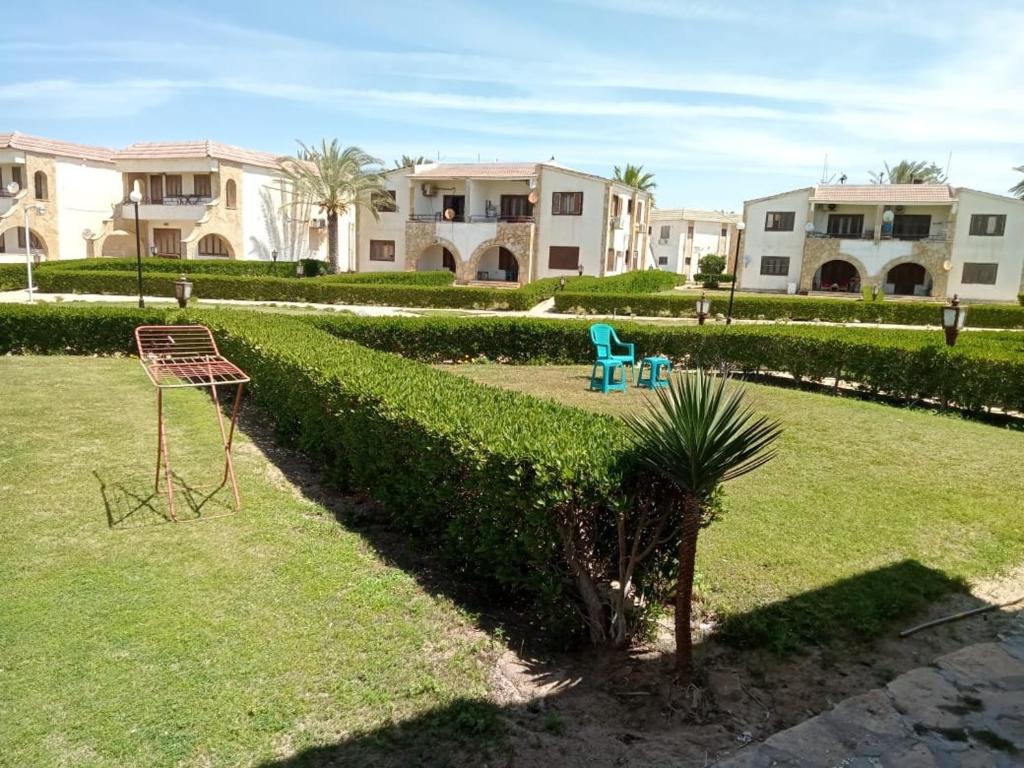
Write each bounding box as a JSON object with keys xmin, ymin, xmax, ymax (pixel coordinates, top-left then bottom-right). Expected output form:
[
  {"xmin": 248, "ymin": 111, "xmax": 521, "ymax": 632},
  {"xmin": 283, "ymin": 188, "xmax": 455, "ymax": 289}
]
[
  {"xmin": 0, "ymin": 263, "xmax": 25, "ymax": 291},
  {"xmin": 316, "ymin": 270, "xmax": 455, "ymax": 286},
  {"xmin": 42, "ymin": 257, "xmax": 299, "ymax": 278},
  {"xmin": 553, "ymin": 291, "xmax": 1024, "ymax": 329},
  {"xmin": 313, "ymin": 315, "xmax": 1024, "ymax": 413}
]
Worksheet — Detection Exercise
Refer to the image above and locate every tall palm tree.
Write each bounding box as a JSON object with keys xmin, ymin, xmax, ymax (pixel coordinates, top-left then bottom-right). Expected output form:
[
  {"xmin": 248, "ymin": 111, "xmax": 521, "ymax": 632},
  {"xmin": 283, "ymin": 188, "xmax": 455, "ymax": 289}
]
[
  {"xmin": 869, "ymin": 160, "xmax": 947, "ymax": 185},
  {"xmin": 394, "ymin": 155, "xmax": 428, "ymax": 169},
  {"xmin": 624, "ymin": 370, "xmax": 781, "ymax": 681},
  {"xmin": 279, "ymin": 140, "xmax": 386, "ymax": 273},
  {"xmin": 613, "ymin": 164, "xmax": 657, "ymax": 192},
  {"xmin": 1010, "ymin": 165, "xmax": 1024, "ymax": 199}
]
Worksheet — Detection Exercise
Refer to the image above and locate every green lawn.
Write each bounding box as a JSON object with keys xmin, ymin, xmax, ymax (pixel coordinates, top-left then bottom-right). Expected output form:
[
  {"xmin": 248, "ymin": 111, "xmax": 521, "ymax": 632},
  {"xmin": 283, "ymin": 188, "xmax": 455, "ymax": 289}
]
[
  {"xmin": 0, "ymin": 357, "xmax": 495, "ymax": 767},
  {"xmin": 449, "ymin": 364, "xmax": 1024, "ymax": 648}
]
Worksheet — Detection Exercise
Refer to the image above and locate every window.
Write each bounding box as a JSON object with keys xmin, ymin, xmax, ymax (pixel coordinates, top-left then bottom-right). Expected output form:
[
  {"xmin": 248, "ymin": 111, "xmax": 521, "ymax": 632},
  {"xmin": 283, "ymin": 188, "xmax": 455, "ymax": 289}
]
[
  {"xmin": 760, "ymin": 256, "xmax": 790, "ymax": 276},
  {"xmin": 500, "ymin": 194, "xmax": 532, "ymax": 220},
  {"xmin": 225, "ymin": 179, "xmax": 238, "ymax": 209},
  {"xmin": 552, "ymin": 191, "xmax": 583, "ymax": 215},
  {"xmin": 373, "ymin": 189, "xmax": 397, "ymax": 213},
  {"xmin": 33, "ymin": 171, "xmax": 48, "ymax": 200},
  {"xmin": 721, "ymin": 226, "xmax": 728, "ymax": 237},
  {"xmin": 606, "ymin": 248, "xmax": 615, "ymax": 271},
  {"xmin": 658, "ymin": 256, "xmax": 668, "ymax": 266},
  {"xmin": 687, "ymin": 225, "xmax": 694, "ymax": 237},
  {"xmin": 892, "ymin": 214, "xmax": 931, "ymax": 240},
  {"xmin": 548, "ymin": 245, "xmax": 580, "ymax": 270},
  {"xmin": 961, "ymin": 262, "xmax": 998, "ymax": 284},
  {"xmin": 165, "ymin": 175, "xmax": 183, "ymax": 197},
  {"xmin": 659, "ymin": 225, "xmax": 671, "ymax": 240},
  {"xmin": 369, "ymin": 239, "xmax": 396, "ymax": 262},
  {"xmin": 193, "ymin": 174, "xmax": 212, "ymax": 198},
  {"xmin": 611, "ymin": 196, "xmax": 621, "ymax": 217},
  {"xmin": 197, "ymin": 234, "xmax": 230, "ymax": 257},
  {"xmin": 827, "ymin": 213, "xmax": 864, "ymax": 238},
  {"xmin": 11, "ymin": 166, "xmax": 23, "ymax": 189},
  {"xmin": 969, "ymin": 214, "xmax": 1006, "ymax": 236},
  {"xmin": 765, "ymin": 211, "xmax": 795, "ymax": 231}
]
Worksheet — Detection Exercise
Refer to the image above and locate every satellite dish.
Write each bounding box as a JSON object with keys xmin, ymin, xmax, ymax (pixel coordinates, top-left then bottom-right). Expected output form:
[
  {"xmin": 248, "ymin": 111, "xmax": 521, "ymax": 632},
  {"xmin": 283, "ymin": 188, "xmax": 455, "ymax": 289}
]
[
  {"xmin": 527, "ymin": 190, "xmax": 539, "ymax": 205},
  {"xmin": 443, "ymin": 208, "xmax": 456, "ymax": 221},
  {"xmin": 81, "ymin": 228, "xmax": 94, "ymax": 239},
  {"xmin": 942, "ymin": 260, "xmax": 952, "ymax": 272}
]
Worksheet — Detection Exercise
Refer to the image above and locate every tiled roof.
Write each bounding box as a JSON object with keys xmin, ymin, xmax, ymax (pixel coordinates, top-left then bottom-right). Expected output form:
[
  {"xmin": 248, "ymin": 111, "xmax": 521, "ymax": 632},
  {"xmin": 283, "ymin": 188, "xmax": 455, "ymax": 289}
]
[
  {"xmin": 0, "ymin": 131, "xmax": 115, "ymax": 164},
  {"xmin": 116, "ymin": 140, "xmax": 284, "ymax": 170},
  {"xmin": 811, "ymin": 184, "xmax": 957, "ymax": 203},
  {"xmin": 412, "ymin": 162, "xmax": 540, "ymax": 180},
  {"xmin": 651, "ymin": 208, "xmax": 741, "ymax": 223}
]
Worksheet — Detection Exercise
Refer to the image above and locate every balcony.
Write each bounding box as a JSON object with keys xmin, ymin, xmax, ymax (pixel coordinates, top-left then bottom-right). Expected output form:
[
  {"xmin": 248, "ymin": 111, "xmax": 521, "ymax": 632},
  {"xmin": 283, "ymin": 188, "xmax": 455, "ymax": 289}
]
[
  {"xmin": 806, "ymin": 230, "xmax": 951, "ymax": 243},
  {"xmin": 408, "ymin": 213, "xmax": 534, "ymax": 224},
  {"xmin": 120, "ymin": 195, "xmax": 212, "ymax": 221}
]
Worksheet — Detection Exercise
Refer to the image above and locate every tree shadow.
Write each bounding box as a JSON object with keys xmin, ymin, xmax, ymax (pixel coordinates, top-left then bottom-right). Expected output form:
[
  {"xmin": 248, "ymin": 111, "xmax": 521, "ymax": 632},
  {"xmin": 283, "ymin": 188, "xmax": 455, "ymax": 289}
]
[
  {"xmin": 251, "ymin": 558, "xmax": 1006, "ymax": 767},
  {"xmin": 95, "ymin": 468, "xmax": 234, "ymax": 528}
]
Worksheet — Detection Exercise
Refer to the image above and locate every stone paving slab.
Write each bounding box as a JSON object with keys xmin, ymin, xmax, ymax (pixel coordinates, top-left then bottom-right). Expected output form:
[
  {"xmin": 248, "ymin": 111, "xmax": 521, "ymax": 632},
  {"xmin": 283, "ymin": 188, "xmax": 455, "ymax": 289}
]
[{"xmin": 714, "ymin": 633, "xmax": 1024, "ymax": 767}]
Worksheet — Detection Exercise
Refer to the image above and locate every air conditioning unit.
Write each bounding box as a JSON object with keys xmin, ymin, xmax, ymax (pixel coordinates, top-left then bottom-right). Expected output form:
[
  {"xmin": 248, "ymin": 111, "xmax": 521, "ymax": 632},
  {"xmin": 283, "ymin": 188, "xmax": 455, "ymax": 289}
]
[
  {"xmin": 421, "ymin": 183, "xmax": 436, "ymax": 196},
  {"xmin": 657, "ymin": 238, "xmax": 669, "ymax": 245},
  {"xmin": 312, "ymin": 218, "xmax": 326, "ymax": 229}
]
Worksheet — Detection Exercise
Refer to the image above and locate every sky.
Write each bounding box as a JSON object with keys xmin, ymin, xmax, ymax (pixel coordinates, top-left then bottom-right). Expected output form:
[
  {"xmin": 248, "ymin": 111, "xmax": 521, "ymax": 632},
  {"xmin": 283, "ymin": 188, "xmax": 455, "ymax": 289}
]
[{"xmin": 3, "ymin": 0, "xmax": 1022, "ymax": 210}]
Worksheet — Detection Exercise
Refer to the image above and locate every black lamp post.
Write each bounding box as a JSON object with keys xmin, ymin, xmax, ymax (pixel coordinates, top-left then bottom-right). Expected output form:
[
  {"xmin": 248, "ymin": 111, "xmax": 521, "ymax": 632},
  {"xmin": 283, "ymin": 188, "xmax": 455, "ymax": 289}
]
[
  {"xmin": 129, "ymin": 187, "xmax": 144, "ymax": 308},
  {"xmin": 696, "ymin": 292, "xmax": 711, "ymax": 326},
  {"xmin": 725, "ymin": 221, "xmax": 745, "ymax": 325},
  {"xmin": 577, "ymin": 264, "xmax": 584, "ymax": 277},
  {"xmin": 941, "ymin": 295, "xmax": 967, "ymax": 347}
]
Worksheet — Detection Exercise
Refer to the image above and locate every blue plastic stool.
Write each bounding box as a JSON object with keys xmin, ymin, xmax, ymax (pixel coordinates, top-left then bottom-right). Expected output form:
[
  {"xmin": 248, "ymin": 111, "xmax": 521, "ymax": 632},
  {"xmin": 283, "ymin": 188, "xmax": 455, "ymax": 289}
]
[
  {"xmin": 636, "ymin": 356, "xmax": 672, "ymax": 389},
  {"xmin": 590, "ymin": 359, "xmax": 628, "ymax": 393}
]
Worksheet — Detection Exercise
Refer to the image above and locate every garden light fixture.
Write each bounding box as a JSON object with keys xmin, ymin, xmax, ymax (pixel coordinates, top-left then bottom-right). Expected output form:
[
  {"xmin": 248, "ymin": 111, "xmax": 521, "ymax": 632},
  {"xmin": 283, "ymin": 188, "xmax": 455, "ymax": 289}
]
[
  {"xmin": 173, "ymin": 274, "xmax": 193, "ymax": 308},
  {"xmin": 696, "ymin": 292, "xmax": 711, "ymax": 326},
  {"xmin": 577, "ymin": 264, "xmax": 584, "ymax": 277},
  {"xmin": 7, "ymin": 182, "xmax": 44, "ymax": 303},
  {"xmin": 129, "ymin": 186, "xmax": 145, "ymax": 308},
  {"xmin": 559, "ymin": 276, "xmax": 566, "ymax": 290},
  {"xmin": 941, "ymin": 295, "xmax": 967, "ymax": 347},
  {"xmin": 726, "ymin": 221, "xmax": 745, "ymax": 325},
  {"xmin": 804, "ymin": 221, "xmax": 815, "ymax": 234}
]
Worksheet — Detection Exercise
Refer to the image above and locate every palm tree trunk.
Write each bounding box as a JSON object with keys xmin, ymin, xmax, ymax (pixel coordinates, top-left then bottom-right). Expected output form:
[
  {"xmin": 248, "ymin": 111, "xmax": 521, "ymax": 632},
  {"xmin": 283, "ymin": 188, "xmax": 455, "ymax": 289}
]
[
  {"xmin": 675, "ymin": 496, "xmax": 702, "ymax": 681},
  {"xmin": 327, "ymin": 211, "xmax": 340, "ymax": 274}
]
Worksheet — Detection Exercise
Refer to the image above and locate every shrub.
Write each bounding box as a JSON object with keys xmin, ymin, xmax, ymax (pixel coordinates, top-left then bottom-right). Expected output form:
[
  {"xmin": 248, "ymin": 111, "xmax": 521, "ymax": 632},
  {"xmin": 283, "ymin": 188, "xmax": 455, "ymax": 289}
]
[
  {"xmin": 693, "ymin": 273, "xmax": 735, "ymax": 284},
  {"xmin": 316, "ymin": 270, "xmax": 455, "ymax": 286},
  {"xmin": 553, "ymin": 291, "xmax": 1024, "ymax": 329},
  {"xmin": 0, "ymin": 263, "xmax": 26, "ymax": 291},
  {"xmin": 299, "ymin": 258, "xmax": 328, "ymax": 277},
  {"xmin": 42, "ymin": 257, "xmax": 298, "ymax": 278},
  {"xmin": 698, "ymin": 254, "xmax": 726, "ymax": 277}
]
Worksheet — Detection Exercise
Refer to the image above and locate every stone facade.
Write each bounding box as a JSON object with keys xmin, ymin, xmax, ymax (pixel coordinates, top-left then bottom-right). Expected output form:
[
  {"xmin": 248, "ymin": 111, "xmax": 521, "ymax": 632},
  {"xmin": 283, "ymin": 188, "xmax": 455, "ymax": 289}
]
[
  {"xmin": 799, "ymin": 236, "xmax": 953, "ymax": 296},
  {"xmin": 404, "ymin": 220, "xmax": 535, "ymax": 283},
  {"xmin": 181, "ymin": 162, "xmax": 245, "ymax": 260},
  {"xmin": 0, "ymin": 154, "xmax": 59, "ymax": 261}
]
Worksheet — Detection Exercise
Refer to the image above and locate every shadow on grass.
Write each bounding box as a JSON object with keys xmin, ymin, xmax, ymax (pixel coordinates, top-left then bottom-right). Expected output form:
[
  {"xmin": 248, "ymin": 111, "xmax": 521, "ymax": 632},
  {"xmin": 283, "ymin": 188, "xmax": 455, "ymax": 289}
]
[
  {"xmin": 95, "ymin": 469, "xmax": 235, "ymax": 528},
  {"xmin": 254, "ymin": 561, "xmax": 988, "ymax": 768}
]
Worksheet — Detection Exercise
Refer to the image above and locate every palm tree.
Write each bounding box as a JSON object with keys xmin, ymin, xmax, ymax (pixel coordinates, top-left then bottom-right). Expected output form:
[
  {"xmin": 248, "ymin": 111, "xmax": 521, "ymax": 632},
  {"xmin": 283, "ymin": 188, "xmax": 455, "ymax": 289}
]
[
  {"xmin": 613, "ymin": 164, "xmax": 657, "ymax": 192},
  {"xmin": 624, "ymin": 370, "xmax": 781, "ymax": 681},
  {"xmin": 1010, "ymin": 165, "xmax": 1024, "ymax": 199},
  {"xmin": 394, "ymin": 155, "xmax": 428, "ymax": 169},
  {"xmin": 279, "ymin": 140, "xmax": 386, "ymax": 273},
  {"xmin": 869, "ymin": 160, "xmax": 947, "ymax": 185}
]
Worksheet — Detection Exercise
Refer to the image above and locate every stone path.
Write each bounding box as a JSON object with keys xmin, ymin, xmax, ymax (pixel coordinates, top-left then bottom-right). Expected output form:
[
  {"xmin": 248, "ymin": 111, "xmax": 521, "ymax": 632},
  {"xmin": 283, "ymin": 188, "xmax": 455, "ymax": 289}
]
[{"xmin": 714, "ymin": 632, "xmax": 1024, "ymax": 767}]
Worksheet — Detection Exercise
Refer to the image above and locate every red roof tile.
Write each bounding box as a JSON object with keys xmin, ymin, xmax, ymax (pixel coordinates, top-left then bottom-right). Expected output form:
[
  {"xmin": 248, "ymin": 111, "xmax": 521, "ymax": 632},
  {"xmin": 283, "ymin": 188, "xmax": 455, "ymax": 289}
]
[
  {"xmin": 0, "ymin": 131, "xmax": 115, "ymax": 164},
  {"xmin": 811, "ymin": 184, "xmax": 956, "ymax": 203},
  {"xmin": 116, "ymin": 140, "xmax": 283, "ymax": 170},
  {"xmin": 412, "ymin": 162, "xmax": 540, "ymax": 180}
]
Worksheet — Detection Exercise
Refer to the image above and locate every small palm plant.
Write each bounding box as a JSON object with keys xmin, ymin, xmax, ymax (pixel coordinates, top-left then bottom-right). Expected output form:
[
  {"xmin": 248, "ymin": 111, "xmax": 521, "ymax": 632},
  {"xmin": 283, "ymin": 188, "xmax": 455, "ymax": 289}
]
[
  {"xmin": 624, "ymin": 369, "xmax": 781, "ymax": 681},
  {"xmin": 1010, "ymin": 165, "xmax": 1024, "ymax": 199},
  {"xmin": 279, "ymin": 140, "xmax": 387, "ymax": 273},
  {"xmin": 613, "ymin": 163, "xmax": 657, "ymax": 192}
]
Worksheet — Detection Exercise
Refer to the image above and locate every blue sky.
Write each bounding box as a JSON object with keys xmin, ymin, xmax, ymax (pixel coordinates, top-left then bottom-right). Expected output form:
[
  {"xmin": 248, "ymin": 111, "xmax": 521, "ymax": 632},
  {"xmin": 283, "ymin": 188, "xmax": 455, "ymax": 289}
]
[{"xmin": 3, "ymin": 1, "xmax": 1022, "ymax": 210}]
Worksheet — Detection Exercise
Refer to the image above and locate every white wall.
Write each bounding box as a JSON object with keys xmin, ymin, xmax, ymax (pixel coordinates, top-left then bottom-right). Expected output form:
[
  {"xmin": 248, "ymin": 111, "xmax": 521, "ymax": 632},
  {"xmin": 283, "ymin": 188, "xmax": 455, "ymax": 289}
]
[
  {"xmin": 948, "ymin": 190, "xmax": 1024, "ymax": 301},
  {"xmin": 358, "ymin": 169, "xmax": 409, "ymax": 273},
  {"xmin": 535, "ymin": 167, "xmax": 607, "ymax": 279},
  {"xmin": 739, "ymin": 189, "xmax": 811, "ymax": 291},
  {"xmin": 55, "ymin": 160, "xmax": 121, "ymax": 261},
  {"xmin": 651, "ymin": 217, "xmax": 684, "ymax": 273}
]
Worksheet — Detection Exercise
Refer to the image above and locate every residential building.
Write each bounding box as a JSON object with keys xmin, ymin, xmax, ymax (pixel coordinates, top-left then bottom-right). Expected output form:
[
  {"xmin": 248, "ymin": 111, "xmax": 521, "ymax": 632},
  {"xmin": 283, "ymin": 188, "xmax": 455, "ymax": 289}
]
[
  {"xmin": 649, "ymin": 208, "xmax": 742, "ymax": 279},
  {"xmin": 356, "ymin": 162, "xmax": 652, "ymax": 283},
  {"xmin": 0, "ymin": 132, "xmax": 120, "ymax": 263},
  {"xmin": 97, "ymin": 141, "xmax": 345, "ymax": 265},
  {"xmin": 737, "ymin": 184, "xmax": 1024, "ymax": 302}
]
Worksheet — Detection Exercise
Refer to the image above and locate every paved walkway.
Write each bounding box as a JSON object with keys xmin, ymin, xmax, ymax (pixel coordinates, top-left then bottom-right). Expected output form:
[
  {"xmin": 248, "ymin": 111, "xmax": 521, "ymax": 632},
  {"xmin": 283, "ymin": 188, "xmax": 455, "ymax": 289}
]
[{"xmin": 714, "ymin": 631, "xmax": 1024, "ymax": 767}]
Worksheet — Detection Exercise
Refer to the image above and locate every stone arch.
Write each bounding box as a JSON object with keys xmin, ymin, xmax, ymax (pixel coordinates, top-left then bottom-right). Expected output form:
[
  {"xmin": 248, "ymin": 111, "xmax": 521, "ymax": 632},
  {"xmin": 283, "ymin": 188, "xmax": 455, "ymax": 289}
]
[
  {"xmin": 0, "ymin": 226, "xmax": 48, "ymax": 261},
  {"xmin": 812, "ymin": 258, "xmax": 863, "ymax": 292},
  {"xmin": 466, "ymin": 239, "xmax": 524, "ymax": 283},
  {"xmin": 417, "ymin": 244, "xmax": 457, "ymax": 273},
  {"xmin": 195, "ymin": 232, "xmax": 235, "ymax": 260},
  {"xmin": 405, "ymin": 236, "xmax": 462, "ymax": 274},
  {"xmin": 882, "ymin": 260, "xmax": 932, "ymax": 296}
]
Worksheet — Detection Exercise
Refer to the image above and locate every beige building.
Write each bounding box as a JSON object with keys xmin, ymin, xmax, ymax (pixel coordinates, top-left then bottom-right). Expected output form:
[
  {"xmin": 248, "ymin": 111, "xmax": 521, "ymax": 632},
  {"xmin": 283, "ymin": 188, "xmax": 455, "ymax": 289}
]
[
  {"xmin": 356, "ymin": 162, "xmax": 652, "ymax": 284},
  {"xmin": 649, "ymin": 208, "xmax": 742, "ymax": 279},
  {"xmin": 0, "ymin": 132, "xmax": 120, "ymax": 263},
  {"xmin": 738, "ymin": 184, "xmax": 1024, "ymax": 302}
]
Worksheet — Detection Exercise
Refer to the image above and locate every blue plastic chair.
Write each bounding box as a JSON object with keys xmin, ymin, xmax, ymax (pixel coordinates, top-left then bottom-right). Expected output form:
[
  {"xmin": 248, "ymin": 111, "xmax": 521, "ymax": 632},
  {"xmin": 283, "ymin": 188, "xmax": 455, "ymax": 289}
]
[{"xmin": 589, "ymin": 324, "xmax": 635, "ymax": 370}]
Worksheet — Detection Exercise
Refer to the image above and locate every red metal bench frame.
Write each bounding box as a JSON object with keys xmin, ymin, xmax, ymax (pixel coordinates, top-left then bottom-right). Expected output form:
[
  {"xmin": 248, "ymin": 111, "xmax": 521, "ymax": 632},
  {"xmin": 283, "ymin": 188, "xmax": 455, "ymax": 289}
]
[{"xmin": 135, "ymin": 325, "xmax": 250, "ymax": 520}]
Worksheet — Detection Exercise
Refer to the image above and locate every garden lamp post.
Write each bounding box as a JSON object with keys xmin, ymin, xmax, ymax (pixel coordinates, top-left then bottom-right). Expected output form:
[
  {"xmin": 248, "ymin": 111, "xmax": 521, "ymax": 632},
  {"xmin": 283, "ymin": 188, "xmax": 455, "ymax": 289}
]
[
  {"xmin": 128, "ymin": 187, "xmax": 145, "ymax": 308},
  {"xmin": 577, "ymin": 264, "xmax": 584, "ymax": 277},
  {"xmin": 695, "ymin": 292, "xmax": 711, "ymax": 326},
  {"xmin": 173, "ymin": 274, "xmax": 193, "ymax": 309},
  {"xmin": 725, "ymin": 221, "xmax": 745, "ymax": 325},
  {"xmin": 271, "ymin": 249, "xmax": 278, "ymax": 264},
  {"xmin": 7, "ymin": 182, "xmax": 45, "ymax": 303},
  {"xmin": 941, "ymin": 295, "xmax": 967, "ymax": 347}
]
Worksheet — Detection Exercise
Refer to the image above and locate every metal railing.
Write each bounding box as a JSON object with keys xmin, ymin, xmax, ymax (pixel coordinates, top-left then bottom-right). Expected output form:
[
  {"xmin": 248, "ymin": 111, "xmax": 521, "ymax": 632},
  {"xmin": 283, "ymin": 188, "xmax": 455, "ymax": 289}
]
[
  {"xmin": 123, "ymin": 195, "xmax": 213, "ymax": 206},
  {"xmin": 807, "ymin": 230, "xmax": 951, "ymax": 243},
  {"xmin": 409, "ymin": 213, "xmax": 533, "ymax": 223}
]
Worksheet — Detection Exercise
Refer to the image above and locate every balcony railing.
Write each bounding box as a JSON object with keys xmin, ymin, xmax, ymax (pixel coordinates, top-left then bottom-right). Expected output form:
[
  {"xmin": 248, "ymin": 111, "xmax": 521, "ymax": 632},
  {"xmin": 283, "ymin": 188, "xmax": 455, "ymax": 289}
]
[
  {"xmin": 122, "ymin": 195, "xmax": 213, "ymax": 206},
  {"xmin": 408, "ymin": 213, "xmax": 534, "ymax": 223},
  {"xmin": 807, "ymin": 230, "xmax": 951, "ymax": 243}
]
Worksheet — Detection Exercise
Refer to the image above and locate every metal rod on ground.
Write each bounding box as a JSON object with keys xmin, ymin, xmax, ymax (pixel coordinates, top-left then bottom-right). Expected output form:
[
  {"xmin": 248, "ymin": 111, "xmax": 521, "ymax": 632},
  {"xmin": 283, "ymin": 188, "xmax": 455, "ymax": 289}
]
[{"xmin": 899, "ymin": 596, "xmax": 1024, "ymax": 638}]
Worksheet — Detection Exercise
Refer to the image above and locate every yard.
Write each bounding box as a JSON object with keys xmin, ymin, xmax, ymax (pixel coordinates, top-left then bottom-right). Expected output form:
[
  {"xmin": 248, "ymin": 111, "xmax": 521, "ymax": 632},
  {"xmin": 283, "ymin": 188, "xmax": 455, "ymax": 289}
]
[
  {"xmin": 449, "ymin": 363, "xmax": 1024, "ymax": 649},
  {"xmin": 0, "ymin": 357, "xmax": 497, "ymax": 767}
]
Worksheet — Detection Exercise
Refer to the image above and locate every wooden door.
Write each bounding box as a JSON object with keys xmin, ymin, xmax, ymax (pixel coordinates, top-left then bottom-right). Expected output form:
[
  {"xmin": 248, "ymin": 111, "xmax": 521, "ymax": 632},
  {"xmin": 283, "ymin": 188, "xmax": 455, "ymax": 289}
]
[
  {"xmin": 149, "ymin": 175, "xmax": 163, "ymax": 204},
  {"xmin": 153, "ymin": 228, "xmax": 181, "ymax": 258}
]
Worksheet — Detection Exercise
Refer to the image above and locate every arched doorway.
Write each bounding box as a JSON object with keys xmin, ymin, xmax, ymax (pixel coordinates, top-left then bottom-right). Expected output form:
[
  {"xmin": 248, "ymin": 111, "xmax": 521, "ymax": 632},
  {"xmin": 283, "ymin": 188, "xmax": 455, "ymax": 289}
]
[
  {"xmin": 196, "ymin": 233, "xmax": 233, "ymax": 259},
  {"xmin": 476, "ymin": 246, "xmax": 519, "ymax": 282},
  {"xmin": 885, "ymin": 263, "xmax": 931, "ymax": 296},
  {"xmin": 0, "ymin": 228, "xmax": 47, "ymax": 261},
  {"xmin": 417, "ymin": 244, "xmax": 457, "ymax": 272},
  {"xmin": 813, "ymin": 259, "xmax": 860, "ymax": 292}
]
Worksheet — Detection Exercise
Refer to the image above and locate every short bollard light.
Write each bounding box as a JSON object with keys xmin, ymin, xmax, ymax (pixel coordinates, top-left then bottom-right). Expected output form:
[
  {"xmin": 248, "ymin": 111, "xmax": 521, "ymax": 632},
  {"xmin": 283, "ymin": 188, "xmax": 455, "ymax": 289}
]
[
  {"xmin": 941, "ymin": 294, "xmax": 967, "ymax": 347},
  {"xmin": 559, "ymin": 276, "xmax": 567, "ymax": 290},
  {"xmin": 696, "ymin": 292, "xmax": 711, "ymax": 326},
  {"xmin": 173, "ymin": 274, "xmax": 193, "ymax": 308},
  {"xmin": 295, "ymin": 260, "xmax": 304, "ymax": 277},
  {"xmin": 577, "ymin": 264, "xmax": 584, "ymax": 277}
]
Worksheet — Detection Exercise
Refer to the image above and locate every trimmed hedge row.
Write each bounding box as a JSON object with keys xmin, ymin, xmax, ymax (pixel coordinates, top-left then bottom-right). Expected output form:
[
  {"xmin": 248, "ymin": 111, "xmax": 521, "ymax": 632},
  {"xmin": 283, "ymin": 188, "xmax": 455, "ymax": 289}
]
[
  {"xmin": 0, "ymin": 263, "xmax": 25, "ymax": 291},
  {"xmin": 0, "ymin": 303, "xmax": 641, "ymax": 642},
  {"xmin": 554, "ymin": 291, "xmax": 1024, "ymax": 329},
  {"xmin": 41, "ymin": 257, "xmax": 299, "ymax": 278},
  {"xmin": 313, "ymin": 315, "xmax": 1024, "ymax": 413}
]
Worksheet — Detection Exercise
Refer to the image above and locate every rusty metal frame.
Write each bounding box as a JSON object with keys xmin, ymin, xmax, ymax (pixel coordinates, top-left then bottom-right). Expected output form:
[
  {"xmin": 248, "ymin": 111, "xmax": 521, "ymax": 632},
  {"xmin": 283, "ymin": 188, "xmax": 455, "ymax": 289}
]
[{"xmin": 135, "ymin": 325, "xmax": 250, "ymax": 521}]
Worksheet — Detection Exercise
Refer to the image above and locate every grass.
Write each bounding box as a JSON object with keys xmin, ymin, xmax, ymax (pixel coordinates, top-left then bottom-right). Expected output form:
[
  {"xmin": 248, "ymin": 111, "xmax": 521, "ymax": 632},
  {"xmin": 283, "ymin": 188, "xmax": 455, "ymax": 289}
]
[
  {"xmin": 448, "ymin": 363, "xmax": 1024, "ymax": 648},
  {"xmin": 0, "ymin": 357, "xmax": 496, "ymax": 767}
]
